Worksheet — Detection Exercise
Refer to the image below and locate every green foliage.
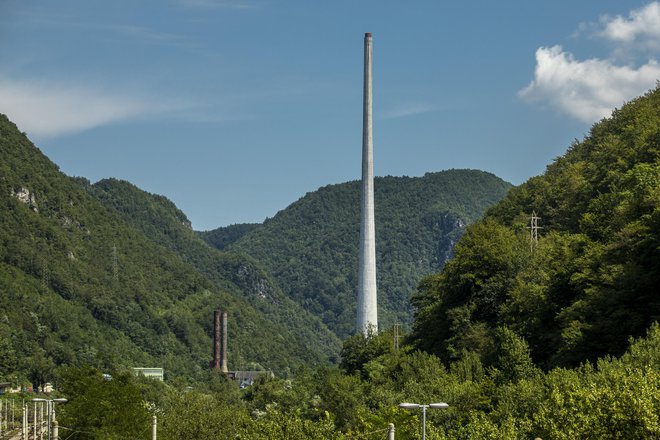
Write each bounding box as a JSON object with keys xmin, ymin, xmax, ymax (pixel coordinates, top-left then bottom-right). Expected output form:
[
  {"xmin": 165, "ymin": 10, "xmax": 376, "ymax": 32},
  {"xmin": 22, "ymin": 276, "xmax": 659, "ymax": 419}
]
[
  {"xmin": 0, "ymin": 115, "xmax": 339, "ymax": 383},
  {"xmin": 410, "ymin": 219, "xmax": 529, "ymax": 361},
  {"xmin": 243, "ymin": 371, "xmax": 320, "ymax": 419},
  {"xmin": 25, "ymin": 348, "xmax": 56, "ymax": 391},
  {"xmin": 46, "ymin": 322, "xmax": 660, "ymax": 439},
  {"xmin": 203, "ymin": 170, "xmax": 512, "ymax": 338},
  {"xmin": 533, "ymin": 336, "xmax": 660, "ymax": 440},
  {"xmin": 412, "ymin": 86, "xmax": 660, "ymax": 368},
  {"xmin": 0, "ymin": 322, "xmax": 18, "ymax": 378},
  {"xmin": 89, "ymin": 178, "xmax": 341, "ymax": 373},
  {"xmin": 446, "ymin": 413, "xmax": 522, "ymax": 440},
  {"xmin": 159, "ymin": 390, "xmax": 252, "ymax": 440},
  {"xmin": 197, "ymin": 223, "xmax": 260, "ymax": 250},
  {"xmin": 491, "ymin": 326, "xmax": 540, "ymax": 384},
  {"xmin": 0, "ymin": 112, "xmax": 508, "ymax": 380},
  {"xmin": 239, "ymin": 327, "xmax": 660, "ymax": 437},
  {"xmin": 3, "ymin": 78, "xmax": 659, "ymax": 440},
  {"xmin": 339, "ymin": 328, "xmax": 395, "ymax": 377},
  {"xmin": 58, "ymin": 366, "xmax": 151, "ymax": 440},
  {"xmin": 249, "ymin": 408, "xmax": 340, "ymax": 440}
]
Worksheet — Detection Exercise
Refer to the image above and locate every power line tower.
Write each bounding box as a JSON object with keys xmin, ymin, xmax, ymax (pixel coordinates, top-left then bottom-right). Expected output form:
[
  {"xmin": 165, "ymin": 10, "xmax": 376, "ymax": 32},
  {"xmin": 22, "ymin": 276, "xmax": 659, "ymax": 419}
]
[{"xmin": 528, "ymin": 211, "xmax": 542, "ymax": 251}]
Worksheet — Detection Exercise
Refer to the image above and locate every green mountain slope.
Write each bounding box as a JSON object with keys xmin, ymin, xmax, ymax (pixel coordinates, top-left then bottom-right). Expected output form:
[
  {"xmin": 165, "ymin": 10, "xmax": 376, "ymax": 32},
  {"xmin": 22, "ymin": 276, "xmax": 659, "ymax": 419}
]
[
  {"xmin": 202, "ymin": 170, "xmax": 512, "ymax": 338},
  {"xmin": 0, "ymin": 114, "xmax": 339, "ymax": 385},
  {"xmin": 89, "ymin": 178, "xmax": 341, "ymax": 368},
  {"xmin": 199, "ymin": 223, "xmax": 260, "ymax": 250},
  {"xmin": 411, "ymin": 86, "xmax": 660, "ymax": 368}
]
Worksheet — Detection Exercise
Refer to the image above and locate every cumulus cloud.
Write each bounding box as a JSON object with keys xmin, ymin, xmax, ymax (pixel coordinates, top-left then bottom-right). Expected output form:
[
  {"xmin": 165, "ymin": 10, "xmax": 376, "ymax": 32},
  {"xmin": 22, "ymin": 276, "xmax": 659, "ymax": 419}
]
[
  {"xmin": 519, "ymin": 46, "xmax": 660, "ymax": 122},
  {"xmin": 597, "ymin": 2, "xmax": 660, "ymax": 49},
  {"xmin": 521, "ymin": 3, "xmax": 660, "ymax": 123},
  {"xmin": 0, "ymin": 79, "xmax": 183, "ymax": 138}
]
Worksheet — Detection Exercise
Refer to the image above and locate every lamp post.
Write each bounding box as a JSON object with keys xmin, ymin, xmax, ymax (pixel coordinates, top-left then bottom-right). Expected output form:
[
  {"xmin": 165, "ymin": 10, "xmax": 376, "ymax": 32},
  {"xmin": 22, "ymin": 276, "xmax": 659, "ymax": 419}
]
[
  {"xmin": 398, "ymin": 402, "xmax": 449, "ymax": 440},
  {"xmin": 32, "ymin": 398, "xmax": 67, "ymax": 440}
]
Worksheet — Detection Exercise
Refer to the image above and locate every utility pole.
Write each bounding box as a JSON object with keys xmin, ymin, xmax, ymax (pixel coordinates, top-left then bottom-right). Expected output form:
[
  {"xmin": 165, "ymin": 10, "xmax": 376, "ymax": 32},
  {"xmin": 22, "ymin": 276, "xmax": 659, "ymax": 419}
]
[
  {"xmin": 33, "ymin": 401, "xmax": 37, "ymax": 440},
  {"xmin": 22, "ymin": 402, "xmax": 26, "ymax": 440},
  {"xmin": 388, "ymin": 423, "xmax": 395, "ymax": 440},
  {"xmin": 152, "ymin": 415, "xmax": 157, "ymax": 440}
]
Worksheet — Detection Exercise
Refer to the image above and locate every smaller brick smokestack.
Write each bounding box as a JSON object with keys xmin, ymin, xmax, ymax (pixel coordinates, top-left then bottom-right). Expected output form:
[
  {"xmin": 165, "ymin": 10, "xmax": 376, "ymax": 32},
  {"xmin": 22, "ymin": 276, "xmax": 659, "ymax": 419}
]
[
  {"xmin": 220, "ymin": 311, "xmax": 228, "ymax": 373},
  {"xmin": 211, "ymin": 310, "xmax": 221, "ymax": 370}
]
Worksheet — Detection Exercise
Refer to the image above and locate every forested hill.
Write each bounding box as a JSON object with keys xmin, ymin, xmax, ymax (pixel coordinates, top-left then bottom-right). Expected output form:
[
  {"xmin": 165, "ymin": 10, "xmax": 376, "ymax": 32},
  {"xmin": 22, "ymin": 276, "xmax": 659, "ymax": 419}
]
[
  {"xmin": 202, "ymin": 170, "xmax": 512, "ymax": 338},
  {"xmin": 411, "ymin": 85, "xmax": 660, "ymax": 369},
  {"xmin": 199, "ymin": 223, "xmax": 260, "ymax": 251},
  {"xmin": 89, "ymin": 178, "xmax": 341, "ymax": 368},
  {"xmin": 0, "ymin": 114, "xmax": 340, "ymax": 387}
]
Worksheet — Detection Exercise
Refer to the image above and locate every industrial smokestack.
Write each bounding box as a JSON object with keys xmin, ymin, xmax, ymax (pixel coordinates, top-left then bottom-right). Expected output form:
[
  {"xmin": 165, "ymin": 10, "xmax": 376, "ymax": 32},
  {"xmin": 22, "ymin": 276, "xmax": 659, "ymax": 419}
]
[
  {"xmin": 220, "ymin": 310, "xmax": 228, "ymax": 373},
  {"xmin": 357, "ymin": 32, "xmax": 378, "ymax": 335},
  {"xmin": 211, "ymin": 310, "xmax": 229, "ymax": 373},
  {"xmin": 212, "ymin": 310, "xmax": 221, "ymax": 370}
]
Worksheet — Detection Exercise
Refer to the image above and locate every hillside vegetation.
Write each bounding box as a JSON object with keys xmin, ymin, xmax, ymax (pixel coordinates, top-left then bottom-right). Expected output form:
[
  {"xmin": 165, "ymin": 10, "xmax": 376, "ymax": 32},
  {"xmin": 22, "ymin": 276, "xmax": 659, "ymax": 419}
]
[
  {"xmin": 203, "ymin": 170, "xmax": 512, "ymax": 338},
  {"xmin": 148, "ymin": 85, "xmax": 660, "ymax": 440},
  {"xmin": 411, "ymin": 85, "xmax": 660, "ymax": 369},
  {"xmin": 41, "ymin": 319, "xmax": 660, "ymax": 439},
  {"xmin": 0, "ymin": 114, "xmax": 340, "ymax": 386},
  {"xmin": 1, "ymin": 85, "xmax": 658, "ymax": 440},
  {"xmin": 90, "ymin": 178, "xmax": 341, "ymax": 369}
]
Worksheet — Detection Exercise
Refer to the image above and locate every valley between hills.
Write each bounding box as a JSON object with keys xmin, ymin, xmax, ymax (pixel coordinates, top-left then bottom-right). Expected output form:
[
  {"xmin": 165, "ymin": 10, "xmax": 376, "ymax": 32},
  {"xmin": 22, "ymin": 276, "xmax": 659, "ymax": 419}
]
[{"xmin": 0, "ymin": 85, "xmax": 658, "ymax": 439}]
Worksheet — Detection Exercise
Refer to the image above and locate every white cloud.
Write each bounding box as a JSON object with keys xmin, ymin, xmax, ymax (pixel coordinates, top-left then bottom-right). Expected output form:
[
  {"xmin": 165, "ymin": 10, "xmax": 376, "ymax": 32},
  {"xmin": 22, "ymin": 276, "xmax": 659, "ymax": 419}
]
[
  {"xmin": 598, "ymin": 2, "xmax": 660, "ymax": 49},
  {"xmin": 519, "ymin": 46, "xmax": 660, "ymax": 122},
  {"xmin": 522, "ymin": 3, "xmax": 660, "ymax": 123},
  {"xmin": 381, "ymin": 102, "xmax": 437, "ymax": 119},
  {"xmin": 0, "ymin": 79, "xmax": 183, "ymax": 138}
]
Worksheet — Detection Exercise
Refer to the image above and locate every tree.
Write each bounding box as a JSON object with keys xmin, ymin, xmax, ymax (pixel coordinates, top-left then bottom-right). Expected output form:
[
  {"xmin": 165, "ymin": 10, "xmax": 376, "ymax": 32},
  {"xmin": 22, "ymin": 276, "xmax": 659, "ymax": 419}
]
[
  {"xmin": 340, "ymin": 327, "xmax": 394, "ymax": 377},
  {"xmin": 491, "ymin": 327, "xmax": 539, "ymax": 384},
  {"xmin": 410, "ymin": 219, "xmax": 529, "ymax": 362},
  {"xmin": 58, "ymin": 366, "xmax": 151, "ymax": 440},
  {"xmin": 0, "ymin": 326, "xmax": 18, "ymax": 378},
  {"xmin": 25, "ymin": 348, "xmax": 55, "ymax": 392},
  {"xmin": 159, "ymin": 391, "xmax": 251, "ymax": 440}
]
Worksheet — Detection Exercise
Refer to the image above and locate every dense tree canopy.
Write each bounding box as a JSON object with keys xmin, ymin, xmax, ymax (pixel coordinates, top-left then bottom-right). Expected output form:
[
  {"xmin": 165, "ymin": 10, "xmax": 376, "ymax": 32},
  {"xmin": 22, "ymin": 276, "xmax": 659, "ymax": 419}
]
[
  {"xmin": 204, "ymin": 170, "xmax": 512, "ymax": 338},
  {"xmin": 411, "ymin": 85, "xmax": 660, "ymax": 369},
  {"xmin": 0, "ymin": 114, "xmax": 339, "ymax": 385},
  {"xmin": 2, "ymin": 79, "xmax": 658, "ymax": 440}
]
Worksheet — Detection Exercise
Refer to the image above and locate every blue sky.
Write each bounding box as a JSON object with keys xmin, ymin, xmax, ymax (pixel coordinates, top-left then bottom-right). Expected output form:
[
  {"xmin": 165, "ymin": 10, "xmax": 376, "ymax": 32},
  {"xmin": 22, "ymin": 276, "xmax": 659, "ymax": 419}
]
[{"xmin": 1, "ymin": 1, "xmax": 658, "ymax": 230}]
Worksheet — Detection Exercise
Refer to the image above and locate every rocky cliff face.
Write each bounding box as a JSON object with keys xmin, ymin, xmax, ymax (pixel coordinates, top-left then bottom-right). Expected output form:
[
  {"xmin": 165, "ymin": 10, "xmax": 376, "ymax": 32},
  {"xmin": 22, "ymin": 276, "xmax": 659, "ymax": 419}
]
[{"xmin": 11, "ymin": 187, "xmax": 38, "ymax": 211}]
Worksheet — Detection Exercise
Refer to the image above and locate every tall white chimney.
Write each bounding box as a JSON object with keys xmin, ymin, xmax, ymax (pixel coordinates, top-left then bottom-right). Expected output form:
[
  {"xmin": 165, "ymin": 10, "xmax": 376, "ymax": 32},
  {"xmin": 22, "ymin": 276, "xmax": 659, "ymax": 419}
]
[{"xmin": 357, "ymin": 32, "xmax": 378, "ymax": 335}]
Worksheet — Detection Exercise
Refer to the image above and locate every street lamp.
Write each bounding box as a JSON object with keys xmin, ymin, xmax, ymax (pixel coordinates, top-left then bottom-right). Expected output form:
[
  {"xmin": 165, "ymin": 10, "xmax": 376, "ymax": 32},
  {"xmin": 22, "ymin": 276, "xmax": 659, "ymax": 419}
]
[
  {"xmin": 32, "ymin": 398, "xmax": 67, "ymax": 440},
  {"xmin": 398, "ymin": 402, "xmax": 449, "ymax": 440}
]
